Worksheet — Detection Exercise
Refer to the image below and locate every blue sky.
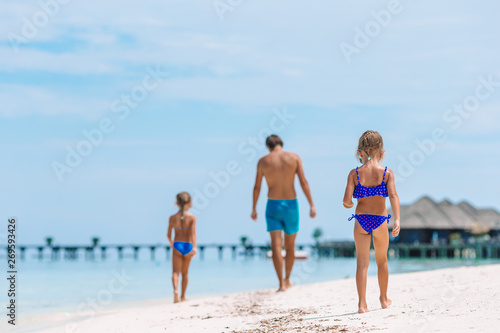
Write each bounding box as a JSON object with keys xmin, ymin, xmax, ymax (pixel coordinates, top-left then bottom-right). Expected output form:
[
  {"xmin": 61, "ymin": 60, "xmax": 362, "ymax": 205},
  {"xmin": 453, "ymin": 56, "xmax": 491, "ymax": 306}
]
[{"xmin": 1, "ymin": 0, "xmax": 499, "ymax": 246}]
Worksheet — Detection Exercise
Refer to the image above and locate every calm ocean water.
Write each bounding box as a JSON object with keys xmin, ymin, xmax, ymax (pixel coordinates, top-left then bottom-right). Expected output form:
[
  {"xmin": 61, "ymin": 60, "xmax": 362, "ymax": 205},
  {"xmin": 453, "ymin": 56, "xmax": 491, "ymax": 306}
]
[{"xmin": 7, "ymin": 248, "xmax": 500, "ymax": 317}]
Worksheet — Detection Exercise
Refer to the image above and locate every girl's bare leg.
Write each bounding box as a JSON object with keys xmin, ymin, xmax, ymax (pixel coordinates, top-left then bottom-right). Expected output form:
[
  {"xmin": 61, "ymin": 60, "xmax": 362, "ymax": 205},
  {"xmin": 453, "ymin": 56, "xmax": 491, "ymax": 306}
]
[
  {"xmin": 172, "ymin": 252, "xmax": 182, "ymax": 303},
  {"xmin": 372, "ymin": 223, "xmax": 392, "ymax": 309},
  {"xmin": 354, "ymin": 222, "xmax": 371, "ymax": 313},
  {"xmin": 180, "ymin": 255, "xmax": 193, "ymax": 302}
]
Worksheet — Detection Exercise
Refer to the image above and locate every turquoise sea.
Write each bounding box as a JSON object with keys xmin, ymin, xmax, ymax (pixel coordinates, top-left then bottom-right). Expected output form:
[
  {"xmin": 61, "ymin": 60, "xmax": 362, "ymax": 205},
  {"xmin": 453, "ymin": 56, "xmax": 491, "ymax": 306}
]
[{"xmin": 6, "ymin": 248, "xmax": 500, "ymax": 318}]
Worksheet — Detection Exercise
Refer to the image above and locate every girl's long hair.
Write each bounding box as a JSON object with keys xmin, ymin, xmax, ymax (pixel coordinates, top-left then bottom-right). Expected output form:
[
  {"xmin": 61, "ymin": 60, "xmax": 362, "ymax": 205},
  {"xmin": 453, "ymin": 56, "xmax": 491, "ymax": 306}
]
[
  {"xmin": 176, "ymin": 192, "xmax": 192, "ymax": 223},
  {"xmin": 357, "ymin": 130, "xmax": 384, "ymax": 161}
]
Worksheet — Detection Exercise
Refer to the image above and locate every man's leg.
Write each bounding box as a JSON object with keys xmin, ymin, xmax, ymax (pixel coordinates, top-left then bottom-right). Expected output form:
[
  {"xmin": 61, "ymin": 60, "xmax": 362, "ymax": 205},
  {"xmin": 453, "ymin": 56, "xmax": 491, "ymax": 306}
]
[
  {"xmin": 284, "ymin": 233, "xmax": 297, "ymax": 289},
  {"xmin": 269, "ymin": 230, "xmax": 285, "ymax": 291}
]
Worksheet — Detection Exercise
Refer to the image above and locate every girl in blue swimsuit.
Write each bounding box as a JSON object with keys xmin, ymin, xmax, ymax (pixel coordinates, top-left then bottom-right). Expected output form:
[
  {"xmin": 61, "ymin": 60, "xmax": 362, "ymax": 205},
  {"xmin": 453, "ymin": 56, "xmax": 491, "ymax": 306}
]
[
  {"xmin": 343, "ymin": 130, "xmax": 401, "ymax": 314},
  {"xmin": 167, "ymin": 192, "xmax": 197, "ymax": 303}
]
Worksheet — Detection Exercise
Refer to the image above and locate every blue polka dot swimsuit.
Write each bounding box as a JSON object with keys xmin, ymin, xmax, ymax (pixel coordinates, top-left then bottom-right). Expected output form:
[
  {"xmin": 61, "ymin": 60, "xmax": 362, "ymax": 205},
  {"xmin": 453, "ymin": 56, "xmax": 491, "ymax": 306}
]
[
  {"xmin": 350, "ymin": 166, "xmax": 391, "ymax": 234},
  {"xmin": 349, "ymin": 214, "xmax": 391, "ymax": 234},
  {"xmin": 353, "ymin": 167, "xmax": 389, "ymax": 199}
]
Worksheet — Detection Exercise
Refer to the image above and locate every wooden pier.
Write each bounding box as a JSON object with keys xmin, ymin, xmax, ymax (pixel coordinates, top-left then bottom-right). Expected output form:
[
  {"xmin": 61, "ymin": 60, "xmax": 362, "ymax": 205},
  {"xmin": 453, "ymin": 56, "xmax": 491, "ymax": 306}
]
[
  {"xmin": 11, "ymin": 244, "xmax": 262, "ymax": 261},
  {"xmin": 6, "ymin": 242, "xmax": 500, "ymax": 261},
  {"xmin": 390, "ymin": 244, "xmax": 500, "ymax": 260}
]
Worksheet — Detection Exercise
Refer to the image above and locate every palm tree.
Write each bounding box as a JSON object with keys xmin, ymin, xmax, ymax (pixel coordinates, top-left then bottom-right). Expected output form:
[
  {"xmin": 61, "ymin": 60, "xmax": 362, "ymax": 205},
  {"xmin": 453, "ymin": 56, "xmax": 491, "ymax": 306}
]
[
  {"xmin": 46, "ymin": 237, "xmax": 53, "ymax": 247},
  {"xmin": 312, "ymin": 228, "xmax": 323, "ymax": 245},
  {"xmin": 240, "ymin": 236, "xmax": 248, "ymax": 247},
  {"xmin": 92, "ymin": 237, "xmax": 100, "ymax": 247}
]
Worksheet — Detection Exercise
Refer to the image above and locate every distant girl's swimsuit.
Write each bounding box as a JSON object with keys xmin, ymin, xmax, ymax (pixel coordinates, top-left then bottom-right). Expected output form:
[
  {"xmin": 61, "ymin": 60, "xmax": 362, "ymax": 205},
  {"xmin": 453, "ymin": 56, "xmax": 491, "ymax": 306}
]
[
  {"xmin": 173, "ymin": 222, "xmax": 193, "ymax": 256},
  {"xmin": 173, "ymin": 241, "xmax": 193, "ymax": 256},
  {"xmin": 350, "ymin": 167, "xmax": 391, "ymax": 234}
]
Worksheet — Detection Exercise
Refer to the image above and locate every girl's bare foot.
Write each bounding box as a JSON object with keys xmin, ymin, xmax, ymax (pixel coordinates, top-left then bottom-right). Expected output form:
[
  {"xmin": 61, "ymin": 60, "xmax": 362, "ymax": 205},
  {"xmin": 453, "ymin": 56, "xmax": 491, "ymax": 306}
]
[
  {"xmin": 284, "ymin": 279, "xmax": 293, "ymax": 289},
  {"xmin": 174, "ymin": 292, "xmax": 180, "ymax": 304},
  {"xmin": 380, "ymin": 297, "xmax": 392, "ymax": 309},
  {"xmin": 181, "ymin": 298, "xmax": 189, "ymax": 302},
  {"xmin": 358, "ymin": 302, "xmax": 369, "ymax": 314}
]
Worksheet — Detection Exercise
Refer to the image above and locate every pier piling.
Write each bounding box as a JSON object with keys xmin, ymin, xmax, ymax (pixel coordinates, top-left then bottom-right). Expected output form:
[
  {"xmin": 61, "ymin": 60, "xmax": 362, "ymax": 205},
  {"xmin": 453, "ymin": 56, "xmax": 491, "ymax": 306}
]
[
  {"xmin": 101, "ymin": 246, "xmax": 107, "ymax": 260},
  {"xmin": 51, "ymin": 247, "xmax": 60, "ymax": 261},
  {"xmin": 150, "ymin": 246, "xmax": 156, "ymax": 261},
  {"xmin": 117, "ymin": 246, "xmax": 124, "ymax": 260},
  {"xmin": 218, "ymin": 246, "xmax": 224, "ymax": 260},
  {"xmin": 199, "ymin": 246, "xmax": 205, "ymax": 260},
  {"xmin": 37, "ymin": 246, "xmax": 44, "ymax": 260},
  {"xmin": 133, "ymin": 246, "xmax": 140, "ymax": 260}
]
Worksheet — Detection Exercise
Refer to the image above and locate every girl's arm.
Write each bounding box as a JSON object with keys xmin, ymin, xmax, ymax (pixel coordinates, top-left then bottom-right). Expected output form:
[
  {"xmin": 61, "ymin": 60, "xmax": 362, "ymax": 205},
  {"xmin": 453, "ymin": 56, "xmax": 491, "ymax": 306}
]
[
  {"xmin": 190, "ymin": 216, "xmax": 197, "ymax": 257},
  {"xmin": 342, "ymin": 169, "xmax": 356, "ymax": 209},
  {"xmin": 167, "ymin": 217, "xmax": 174, "ymax": 248},
  {"xmin": 386, "ymin": 169, "xmax": 401, "ymax": 237}
]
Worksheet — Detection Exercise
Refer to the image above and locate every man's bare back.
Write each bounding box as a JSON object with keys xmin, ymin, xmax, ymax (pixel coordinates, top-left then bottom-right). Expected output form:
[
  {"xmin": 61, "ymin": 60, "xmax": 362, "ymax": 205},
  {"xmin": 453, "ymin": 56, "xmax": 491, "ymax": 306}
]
[
  {"xmin": 252, "ymin": 140, "xmax": 316, "ymax": 221},
  {"xmin": 259, "ymin": 149, "xmax": 300, "ymax": 200}
]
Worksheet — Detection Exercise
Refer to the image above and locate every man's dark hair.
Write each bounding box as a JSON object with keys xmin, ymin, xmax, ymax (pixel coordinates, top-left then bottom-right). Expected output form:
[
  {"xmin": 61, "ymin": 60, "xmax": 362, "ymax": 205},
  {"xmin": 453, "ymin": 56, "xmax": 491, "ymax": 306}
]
[{"xmin": 266, "ymin": 135, "xmax": 284, "ymax": 150}]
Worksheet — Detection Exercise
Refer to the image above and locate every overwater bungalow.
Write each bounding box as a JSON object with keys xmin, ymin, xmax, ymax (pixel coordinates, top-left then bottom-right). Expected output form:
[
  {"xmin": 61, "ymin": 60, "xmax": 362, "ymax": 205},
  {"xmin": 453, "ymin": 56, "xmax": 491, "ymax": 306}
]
[{"xmin": 388, "ymin": 196, "xmax": 500, "ymax": 245}]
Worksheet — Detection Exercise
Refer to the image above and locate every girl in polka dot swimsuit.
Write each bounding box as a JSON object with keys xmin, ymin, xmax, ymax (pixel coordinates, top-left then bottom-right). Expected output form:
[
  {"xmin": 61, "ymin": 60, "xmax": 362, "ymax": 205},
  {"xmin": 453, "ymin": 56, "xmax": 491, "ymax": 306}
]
[{"xmin": 342, "ymin": 130, "xmax": 401, "ymax": 314}]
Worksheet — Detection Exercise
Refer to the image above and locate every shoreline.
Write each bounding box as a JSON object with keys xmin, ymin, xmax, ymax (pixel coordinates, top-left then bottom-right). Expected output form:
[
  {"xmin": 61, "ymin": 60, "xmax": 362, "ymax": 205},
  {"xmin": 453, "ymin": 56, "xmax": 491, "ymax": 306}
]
[
  {"xmin": 17, "ymin": 264, "xmax": 500, "ymax": 333},
  {"xmin": 16, "ymin": 258, "xmax": 498, "ymax": 318}
]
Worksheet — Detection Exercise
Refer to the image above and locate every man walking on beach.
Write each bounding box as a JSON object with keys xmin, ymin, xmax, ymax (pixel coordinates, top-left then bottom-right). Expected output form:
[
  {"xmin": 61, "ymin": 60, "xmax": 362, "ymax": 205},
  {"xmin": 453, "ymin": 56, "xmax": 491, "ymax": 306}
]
[{"xmin": 251, "ymin": 135, "xmax": 316, "ymax": 291}]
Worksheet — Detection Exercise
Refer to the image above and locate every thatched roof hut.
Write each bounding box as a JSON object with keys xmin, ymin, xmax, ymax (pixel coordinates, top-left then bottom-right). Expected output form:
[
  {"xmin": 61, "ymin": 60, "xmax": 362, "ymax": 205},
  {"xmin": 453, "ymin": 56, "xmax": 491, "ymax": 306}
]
[{"xmin": 388, "ymin": 196, "xmax": 500, "ymax": 244}]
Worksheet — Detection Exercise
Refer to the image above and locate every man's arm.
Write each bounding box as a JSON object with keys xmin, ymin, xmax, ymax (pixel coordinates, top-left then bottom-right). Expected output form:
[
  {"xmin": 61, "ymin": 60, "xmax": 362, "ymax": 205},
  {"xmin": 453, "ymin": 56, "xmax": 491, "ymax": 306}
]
[
  {"xmin": 296, "ymin": 156, "xmax": 316, "ymax": 218},
  {"xmin": 251, "ymin": 160, "xmax": 264, "ymax": 221}
]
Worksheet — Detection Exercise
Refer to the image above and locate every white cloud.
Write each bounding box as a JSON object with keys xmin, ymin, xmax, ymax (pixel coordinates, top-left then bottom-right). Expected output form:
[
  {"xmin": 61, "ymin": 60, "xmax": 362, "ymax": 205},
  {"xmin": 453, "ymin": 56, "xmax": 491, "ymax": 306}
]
[
  {"xmin": 0, "ymin": 0, "xmax": 499, "ymax": 117},
  {"xmin": 0, "ymin": 84, "xmax": 109, "ymax": 118},
  {"xmin": 283, "ymin": 69, "xmax": 302, "ymax": 77}
]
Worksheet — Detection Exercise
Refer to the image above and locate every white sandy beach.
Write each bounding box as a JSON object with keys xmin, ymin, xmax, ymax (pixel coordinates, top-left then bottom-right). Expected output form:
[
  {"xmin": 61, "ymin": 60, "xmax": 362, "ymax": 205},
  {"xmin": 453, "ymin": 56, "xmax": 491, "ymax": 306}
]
[{"xmin": 24, "ymin": 264, "xmax": 500, "ymax": 333}]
